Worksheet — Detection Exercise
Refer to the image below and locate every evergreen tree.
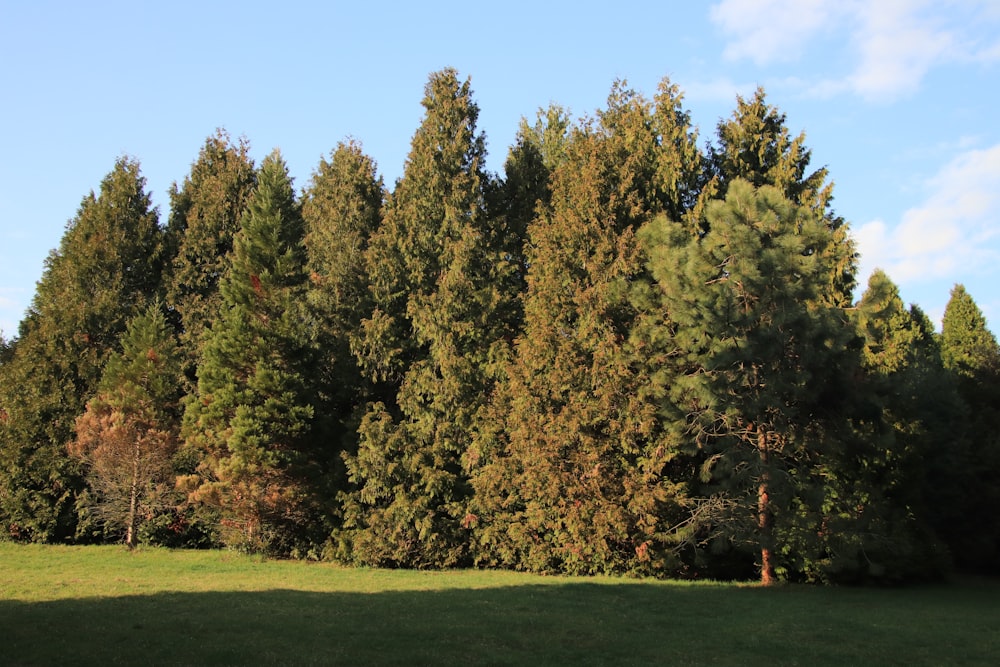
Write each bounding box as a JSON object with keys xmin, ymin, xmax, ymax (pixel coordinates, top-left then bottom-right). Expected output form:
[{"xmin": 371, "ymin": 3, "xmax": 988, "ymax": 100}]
[
  {"xmin": 941, "ymin": 285, "xmax": 1000, "ymax": 379},
  {"xmin": 303, "ymin": 140, "xmax": 383, "ymax": 348},
  {"xmin": 489, "ymin": 104, "xmax": 571, "ymax": 281},
  {"xmin": 340, "ymin": 69, "xmax": 515, "ymax": 567},
  {"xmin": 301, "ymin": 139, "xmax": 385, "ymax": 532},
  {"xmin": 180, "ymin": 151, "xmax": 322, "ymax": 555},
  {"xmin": 471, "ymin": 80, "xmax": 703, "ymax": 575},
  {"xmin": 515, "ymin": 104, "xmax": 573, "ymax": 171},
  {"xmin": 165, "ymin": 130, "xmax": 257, "ymax": 378},
  {"xmin": 940, "ymin": 285, "xmax": 1000, "ymax": 571},
  {"xmin": 0, "ymin": 158, "xmax": 164, "ymax": 541},
  {"xmin": 710, "ymin": 88, "xmax": 855, "ymax": 305},
  {"xmin": 69, "ymin": 303, "xmax": 183, "ymax": 547},
  {"xmin": 801, "ymin": 270, "xmax": 952, "ymax": 582},
  {"xmin": 711, "ymin": 87, "xmax": 824, "ymax": 204},
  {"xmin": 645, "ymin": 179, "xmax": 850, "ymax": 584},
  {"xmin": 651, "ymin": 78, "xmax": 707, "ymax": 223}
]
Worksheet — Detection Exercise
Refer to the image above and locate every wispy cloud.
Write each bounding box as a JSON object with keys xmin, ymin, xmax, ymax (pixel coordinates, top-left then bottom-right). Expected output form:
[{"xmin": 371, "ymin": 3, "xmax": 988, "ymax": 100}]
[
  {"xmin": 710, "ymin": 0, "xmax": 842, "ymax": 65},
  {"xmin": 854, "ymin": 142, "xmax": 1000, "ymax": 287},
  {"xmin": 681, "ymin": 77, "xmax": 758, "ymax": 104},
  {"xmin": 845, "ymin": 1, "xmax": 955, "ymax": 101},
  {"xmin": 710, "ymin": 0, "xmax": 1000, "ymax": 101}
]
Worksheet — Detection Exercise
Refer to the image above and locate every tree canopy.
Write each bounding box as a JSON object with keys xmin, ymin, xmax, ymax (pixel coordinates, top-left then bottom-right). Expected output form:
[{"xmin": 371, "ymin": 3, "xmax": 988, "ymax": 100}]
[{"xmin": 0, "ymin": 70, "xmax": 994, "ymax": 584}]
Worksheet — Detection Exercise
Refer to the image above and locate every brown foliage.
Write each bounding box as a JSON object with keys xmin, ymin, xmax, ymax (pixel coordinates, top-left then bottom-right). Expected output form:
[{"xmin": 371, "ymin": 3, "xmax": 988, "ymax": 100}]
[{"xmin": 70, "ymin": 401, "xmax": 177, "ymax": 546}]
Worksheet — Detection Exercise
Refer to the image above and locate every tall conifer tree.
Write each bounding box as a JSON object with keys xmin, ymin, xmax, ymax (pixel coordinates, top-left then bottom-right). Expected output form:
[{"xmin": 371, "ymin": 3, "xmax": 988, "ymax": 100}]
[
  {"xmin": 710, "ymin": 89, "xmax": 855, "ymax": 305},
  {"xmin": 644, "ymin": 180, "xmax": 850, "ymax": 584},
  {"xmin": 940, "ymin": 285, "xmax": 1000, "ymax": 571},
  {"xmin": 180, "ymin": 151, "xmax": 321, "ymax": 554},
  {"xmin": 803, "ymin": 270, "xmax": 953, "ymax": 581},
  {"xmin": 0, "ymin": 158, "xmax": 165, "ymax": 540},
  {"xmin": 941, "ymin": 285, "xmax": 1000, "ymax": 379},
  {"xmin": 301, "ymin": 140, "xmax": 385, "ymax": 525},
  {"xmin": 165, "ymin": 130, "xmax": 256, "ymax": 378},
  {"xmin": 303, "ymin": 140, "xmax": 383, "ymax": 354},
  {"xmin": 340, "ymin": 69, "xmax": 515, "ymax": 567},
  {"xmin": 471, "ymin": 80, "xmax": 703, "ymax": 575},
  {"xmin": 489, "ymin": 105, "xmax": 570, "ymax": 282}
]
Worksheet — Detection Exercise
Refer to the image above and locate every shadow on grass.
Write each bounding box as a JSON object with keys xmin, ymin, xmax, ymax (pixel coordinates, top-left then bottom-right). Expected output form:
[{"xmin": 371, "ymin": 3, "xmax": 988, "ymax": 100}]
[{"xmin": 3, "ymin": 581, "xmax": 998, "ymax": 666}]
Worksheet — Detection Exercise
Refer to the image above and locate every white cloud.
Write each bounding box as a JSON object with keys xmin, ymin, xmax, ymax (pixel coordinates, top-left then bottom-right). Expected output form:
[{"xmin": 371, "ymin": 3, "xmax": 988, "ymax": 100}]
[
  {"xmin": 681, "ymin": 77, "xmax": 758, "ymax": 103},
  {"xmin": 710, "ymin": 0, "xmax": 1000, "ymax": 101},
  {"xmin": 710, "ymin": 0, "xmax": 842, "ymax": 65},
  {"xmin": 976, "ymin": 40, "xmax": 1000, "ymax": 62},
  {"xmin": 846, "ymin": 1, "xmax": 955, "ymax": 101},
  {"xmin": 854, "ymin": 142, "xmax": 1000, "ymax": 287}
]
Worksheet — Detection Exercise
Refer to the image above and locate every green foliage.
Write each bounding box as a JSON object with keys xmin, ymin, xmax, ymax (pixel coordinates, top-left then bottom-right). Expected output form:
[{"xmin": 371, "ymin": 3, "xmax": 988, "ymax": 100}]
[
  {"xmin": 165, "ymin": 130, "xmax": 257, "ymax": 380},
  {"xmin": 489, "ymin": 104, "xmax": 569, "ymax": 282},
  {"xmin": 710, "ymin": 88, "xmax": 855, "ymax": 305},
  {"xmin": 302, "ymin": 139, "xmax": 384, "ymax": 418},
  {"xmin": 644, "ymin": 179, "xmax": 853, "ymax": 583},
  {"xmin": 299, "ymin": 140, "xmax": 385, "ymax": 546},
  {"xmin": 941, "ymin": 285, "xmax": 1000, "ymax": 378},
  {"xmin": 471, "ymin": 80, "xmax": 702, "ymax": 576},
  {"xmin": 711, "ymin": 88, "xmax": 825, "ymax": 205},
  {"xmin": 0, "ymin": 158, "xmax": 165, "ymax": 541},
  {"xmin": 303, "ymin": 141, "xmax": 384, "ymax": 337},
  {"xmin": 341, "ymin": 69, "xmax": 515, "ymax": 567},
  {"xmin": 518, "ymin": 103, "xmax": 573, "ymax": 172},
  {"xmin": 181, "ymin": 151, "xmax": 323, "ymax": 555},
  {"xmin": 69, "ymin": 304, "xmax": 184, "ymax": 547},
  {"xmin": 939, "ymin": 285, "xmax": 1000, "ymax": 571},
  {"xmin": 793, "ymin": 270, "xmax": 953, "ymax": 583},
  {"xmin": 2, "ymin": 72, "xmax": 993, "ymax": 581}
]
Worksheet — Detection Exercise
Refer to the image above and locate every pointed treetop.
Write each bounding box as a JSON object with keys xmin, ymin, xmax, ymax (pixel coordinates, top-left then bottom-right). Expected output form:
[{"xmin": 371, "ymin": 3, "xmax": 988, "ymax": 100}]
[
  {"xmin": 941, "ymin": 284, "xmax": 1000, "ymax": 378},
  {"xmin": 164, "ymin": 129, "xmax": 257, "ymax": 363},
  {"xmin": 402, "ymin": 68, "xmax": 486, "ymax": 181},
  {"xmin": 855, "ymin": 269, "xmax": 924, "ymax": 374},
  {"xmin": 222, "ymin": 149, "xmax": 305, "ymax": 311},
  {"xmin": 712, "ymin": 87, "xmax": 828, "ymax": 209}
]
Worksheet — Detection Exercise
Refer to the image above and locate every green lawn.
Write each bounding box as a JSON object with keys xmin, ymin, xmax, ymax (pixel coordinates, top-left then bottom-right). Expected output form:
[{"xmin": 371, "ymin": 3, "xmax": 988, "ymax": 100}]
[{"xmin": 1, "ymin": 544, "xmax": 996, "ymax": 666}]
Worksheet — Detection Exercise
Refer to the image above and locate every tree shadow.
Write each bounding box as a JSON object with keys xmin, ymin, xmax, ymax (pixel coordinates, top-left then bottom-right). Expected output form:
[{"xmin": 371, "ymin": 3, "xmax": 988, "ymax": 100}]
[{"xmin": 2, "ymin": 581, "xmax": 997, "ymax": 666}]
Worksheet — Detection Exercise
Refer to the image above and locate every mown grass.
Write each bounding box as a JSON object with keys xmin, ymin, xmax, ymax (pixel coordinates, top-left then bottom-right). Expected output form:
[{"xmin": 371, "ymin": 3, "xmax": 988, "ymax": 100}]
[{"xmin": 1, "ymin": 544, "xmax": 997, "ymax": 666}]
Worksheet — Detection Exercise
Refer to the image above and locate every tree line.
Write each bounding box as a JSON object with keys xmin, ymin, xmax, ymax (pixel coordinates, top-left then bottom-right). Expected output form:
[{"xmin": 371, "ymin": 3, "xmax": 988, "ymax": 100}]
[{"xmin": 1, "ymin": 69, "xmax": 998, "ymax": 584}]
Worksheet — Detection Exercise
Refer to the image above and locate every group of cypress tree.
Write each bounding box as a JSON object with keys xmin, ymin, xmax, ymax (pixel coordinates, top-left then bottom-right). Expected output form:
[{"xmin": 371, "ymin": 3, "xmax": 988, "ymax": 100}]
[{"xmin": 1, "ymin": 69, "xmax": 998, "ymax": 583}]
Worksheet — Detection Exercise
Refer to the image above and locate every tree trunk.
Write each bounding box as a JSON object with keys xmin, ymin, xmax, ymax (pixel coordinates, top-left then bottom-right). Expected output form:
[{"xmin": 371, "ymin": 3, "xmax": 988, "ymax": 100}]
[
  {"xmin": 126, "ymin": 440, "xmax": 139, "ymax": 549},
  {"xmin": 758, "ymin": 429, "xmax": 776, "ymax": 586}
]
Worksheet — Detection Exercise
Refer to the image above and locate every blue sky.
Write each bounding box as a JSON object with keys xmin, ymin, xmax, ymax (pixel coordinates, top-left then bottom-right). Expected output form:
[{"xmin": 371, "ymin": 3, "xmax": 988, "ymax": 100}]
[{"xmin": 2, "ymin": 1, "xmax": 998, "ymax": 337}]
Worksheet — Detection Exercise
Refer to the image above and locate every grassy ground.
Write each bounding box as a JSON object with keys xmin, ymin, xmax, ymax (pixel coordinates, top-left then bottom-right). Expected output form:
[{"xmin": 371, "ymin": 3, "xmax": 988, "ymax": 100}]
[{"xmin": 1, "ymin": 544, "xmax": 997, "ymax": 666}]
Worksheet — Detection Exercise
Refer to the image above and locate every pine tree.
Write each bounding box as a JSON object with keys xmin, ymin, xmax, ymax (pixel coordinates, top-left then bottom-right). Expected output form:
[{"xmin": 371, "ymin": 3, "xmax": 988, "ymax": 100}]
[
  {"xmin": 180, "ymin": 151, "xmax": 321, "ymax": 555},
  {"xmin": 165, "ymin": 130, "xmax": 257, "ymax": 379},
  {"xmin": 710, "ymin": 88, "xmax": 855, "ymax": 305},
  {"xmin": 340, "ymin": 69, "xmax": 515, "ymax": 567},
  {"xmin": 645, "ymin": 179, "xmax": 850, "ymax": 584},
  {"xmin": 940, "ymin": 285, "xmax": 1000, "ymax": 571},
  {"xmin": 470, "ymin": 80, "xmax": 703, "ymax": 575},
  {"xmin": 0, "ymin": 158, "xmax": 164, "ymax": 541},
  {"xmin": 69, "ymin": 304, "xmax": 183, "ymax": 547}
]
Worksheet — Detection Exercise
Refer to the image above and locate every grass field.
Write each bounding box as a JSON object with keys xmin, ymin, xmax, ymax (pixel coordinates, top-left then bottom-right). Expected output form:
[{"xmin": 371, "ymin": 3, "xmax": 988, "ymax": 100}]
[{"xmin": 1, "ymin": 544, "xmax": 997, "ymax": 666}]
